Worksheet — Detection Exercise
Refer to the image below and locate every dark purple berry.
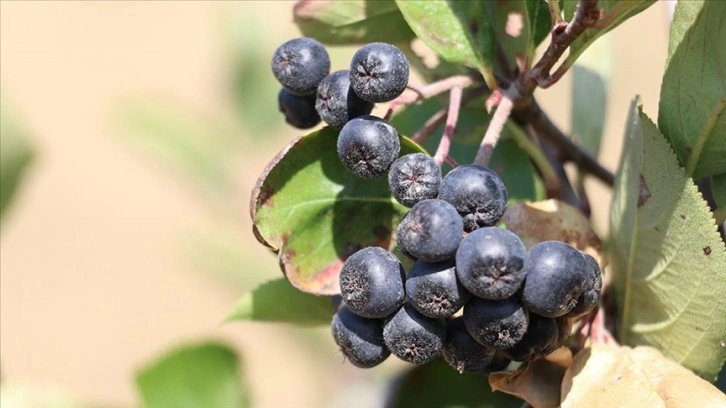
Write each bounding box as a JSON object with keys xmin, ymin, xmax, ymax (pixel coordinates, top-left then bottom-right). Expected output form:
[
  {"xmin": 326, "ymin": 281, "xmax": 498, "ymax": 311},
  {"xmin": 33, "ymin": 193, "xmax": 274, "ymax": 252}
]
[
  {"xmin": 463, "ymin": 296, "xmax": 529, "ymax": 349},
  {"xmin": 337, "ymin": 115, "xmax": 400, "ymax": 178},
  {"xmin": 442, "ymin": 316, "xmax": 495, "ymax": 374},
  {"xmin": 316, "ymin": 70, "xmax": 374, "ymax": 128},
  {"xmin": 331, "ymin": 305, "xmax": 390, "ymax": 368},
  {"xmin": 522, "ymin": 241, "xmax": 591, "ymax": 318},
  {"xmin": 439, "ymin": 165, "xmax": 508, "ymax": 232},
  {"xmin": 350, "ymin": 42, "xmax": 409, "ymax": 103},
  {"xmin": 277, "ymin": 89, "xmax": 320, "ymax": 129},
  {"xmin": 339, "ymin": 247, "xmax": 405, "ymax": 318},
  {"xmin": 396, "ymin": 199, "xmax": 463, "ymax": 263},
  {"xmin": 388, "ymin": 153, "xmax": 441, "ymax": 207},
  {"xmin": 271, "ymin": 37, "xmax": 330, "ymax": 96},
  {"xmin": 455, "ymin": 227, "xmax": 527, "ymax": 300},
  {"xmin": 502, "ymin": 313, "xmax": 559, "ymax": 362},
  {"xmin": 566, "ymin": 251, "xmax": 602, "ymax": 318},
  {"xmin": 406, "ymin": 260, "xmax": 470, "ymax": 319},
  {"xmin": 383, "ymin": 304, "xmax": 445, "ymax": 364}
]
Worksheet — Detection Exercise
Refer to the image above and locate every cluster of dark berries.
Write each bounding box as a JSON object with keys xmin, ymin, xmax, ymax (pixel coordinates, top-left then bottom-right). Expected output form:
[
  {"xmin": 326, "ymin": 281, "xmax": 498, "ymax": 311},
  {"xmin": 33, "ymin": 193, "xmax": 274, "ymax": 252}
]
[
  {"xmin": 270, "ymin": 37, "xmax": 603, "ymax": 374},
  {"xmin": 273, "ymin": 37, "xmax": 415, "ymax": 180},
  {"xmin": 272, "ymin": 37, "xmax": 408, "ymax": 133},
  {"xmin": 333, "ymin": 163, "xmax": 602, "ymax": 372}
]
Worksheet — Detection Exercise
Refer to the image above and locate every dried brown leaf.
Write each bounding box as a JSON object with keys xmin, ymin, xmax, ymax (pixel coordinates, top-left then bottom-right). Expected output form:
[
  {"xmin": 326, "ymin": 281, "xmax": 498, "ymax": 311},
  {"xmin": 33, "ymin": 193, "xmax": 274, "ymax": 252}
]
[
  {"xmin": 561, "ymin": 344, "xmax": 726, "ymax": 408},
  {"xmin": 502, "ymin": 199, "xmax": 602, "ymax": 265},
  {"xmin": 489, "ymin": 346, "xmax": 573, "ymax": 408}
]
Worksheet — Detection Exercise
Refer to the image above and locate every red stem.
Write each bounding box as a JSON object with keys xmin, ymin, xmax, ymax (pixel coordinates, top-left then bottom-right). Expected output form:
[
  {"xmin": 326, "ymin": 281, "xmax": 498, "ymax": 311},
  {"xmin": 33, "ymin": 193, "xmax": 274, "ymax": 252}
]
[{"xmin": 433, "ymin": 86, "xmax": 463, "ymax": 166}]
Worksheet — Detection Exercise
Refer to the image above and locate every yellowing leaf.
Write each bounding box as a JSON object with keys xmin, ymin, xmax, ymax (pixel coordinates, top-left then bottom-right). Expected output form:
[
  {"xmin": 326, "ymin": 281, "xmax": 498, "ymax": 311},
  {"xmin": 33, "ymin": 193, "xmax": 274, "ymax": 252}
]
[
  {"xmin": 561, "ymin": 344, "xmax": 726, "ymax": 408},
  {"xmin": 609, "ymin": 98, "xmax": 726, "ymax": 380}
]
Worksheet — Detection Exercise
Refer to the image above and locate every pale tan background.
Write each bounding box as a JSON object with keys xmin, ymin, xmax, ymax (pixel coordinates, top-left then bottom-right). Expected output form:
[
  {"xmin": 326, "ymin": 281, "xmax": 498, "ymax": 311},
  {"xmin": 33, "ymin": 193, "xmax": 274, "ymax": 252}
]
[{"xmin": 1, "ymin": 1, "xmax": 670, "ymax": 407}]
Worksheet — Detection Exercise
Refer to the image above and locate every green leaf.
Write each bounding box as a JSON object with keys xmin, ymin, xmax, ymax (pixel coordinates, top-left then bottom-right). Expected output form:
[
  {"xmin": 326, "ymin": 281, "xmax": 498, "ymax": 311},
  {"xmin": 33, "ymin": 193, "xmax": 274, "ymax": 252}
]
[
  {"xmin": 609, "ymin": 98, "xmax": 726, "ymax": 381},
  {"xmin": 385, "ymin": 358, "xmax": 522, "ymax": 408},
  {"xmin": 713, "ymin": 173, "xmax": 726, "ymax": 210},
  {"xmin": 293, "ymin": 0, "xmax": 415, "ymax": 45},
  {"xmin": 713, "ymin": 173, "xmax": 726, "ymax": 225},
  {"xmin": 490, "ymin": 0, "xmax": 552, "ymax": 71},
  {"xmin": 524, "ymin": 0, "xmax": 552, "ymax": 50},
  {"xmin": 226, "ymin": 278, "xmax": 334, "ymax": 326},
  {"xmin": 395, "ymin": 0, "xmax": 497, "ymax": 87},
  {"xmin": 564, "ymin": 1, "xmax": 656, "ymax": 73},
  {"xmin": 570, "ymin": 35, "xmax": 611, "ymax": 157},
  {"xmin": 137, "ymin": 343, "xmax": 248, "ymax": 408},
  {"xmin": 658, "ymin": 0, "xmax": 726, "ymax": 179},
  {"xmin": 251, "ymin": 127, "xmax": 425, "ymax": 295},
  {"xmin": 0, "ymin": 104, "xmax": 35, "ymax": 222}
]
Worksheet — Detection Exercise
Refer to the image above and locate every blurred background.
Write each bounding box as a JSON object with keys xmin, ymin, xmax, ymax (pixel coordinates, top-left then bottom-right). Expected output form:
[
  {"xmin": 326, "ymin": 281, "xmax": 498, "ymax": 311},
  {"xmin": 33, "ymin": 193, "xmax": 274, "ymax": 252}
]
[{"xmin": 0, "ymin": 1, "xmax": 671, "ymax": 407}]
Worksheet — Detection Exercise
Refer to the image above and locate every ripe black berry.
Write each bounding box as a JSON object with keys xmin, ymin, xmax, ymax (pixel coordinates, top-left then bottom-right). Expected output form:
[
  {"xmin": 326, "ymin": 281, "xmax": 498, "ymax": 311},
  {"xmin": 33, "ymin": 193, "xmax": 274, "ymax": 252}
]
[
  {"xmin": 339, "ymin": 247, "xmax": 405, "ymax": 318},
  {"xmin": 502, "ymin": 313, "xmax": 559, "ymax": 362},
  {"xmin": 405, "ymin": 260, "xmax": 470, "ymax": 319},
  {"xmin": 277, "ymin": 89, "xmax": 320, "ymax": 129},
  {"xmin": 396, "ymin": 199, "xmax": 463, "ymax": 263},
  {"xmin": 566, "ymin": 251, "xmax": 602, "ymax": 318},
  {"xmin": 331, "ymin": 305, "xmax": 390, "ymax": 368},
  {"xmin": 439, "ymin": 165, "xmax": 508, "ymax": 232},
  {"xmin": 455, "ymin": 227, "xmax": 527, "ymax": 300},
  {"xmin": 463, "ymin": 296, "xmax": 529, "ymax": 349},
  {"xmin": 350, "ymin": 42, "xmax": 409, "ymax": 103},
  {"xmin": 388, "ymin": 153, "xmax": 441, "ymax": 207},
  {"xmin": 442, "ymin": 316, "xmax": 494, "ymax": 374},
  {"xmin": 316, "ymin": 70, "xmax": 374, "ymax": 128},
  {"xmin": 337, "ymin": 115, "xmax": 400, "ymax": 178},
  {"xmin": 271, "ymin": 37, "xmax": 330, "ymax": 96},
  {"xmin": 521, "ymin": 241, "xmax": 590, "ymax": 318},
  {"xmin": 383, "ymin": 304, "xmax": 445, "ymax": 364}
]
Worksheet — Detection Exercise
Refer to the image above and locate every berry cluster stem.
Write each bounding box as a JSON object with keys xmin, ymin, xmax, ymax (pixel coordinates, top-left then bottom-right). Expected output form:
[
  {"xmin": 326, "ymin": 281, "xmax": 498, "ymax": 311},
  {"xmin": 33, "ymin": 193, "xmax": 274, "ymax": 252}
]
[
  {"xmin": 471, "ymin": 0, "xmax": 610, "ymax": 187},
  {"xmin": 384, "ymin": 74, "xmax": 479, "ymax": 121},
  {"xmin": 433, "ymin": 86, "xmax": 463, "ymax": 167},
  {"xmin": 411, "ymin": 86, "xmax": 488, "ymax": 143},
  {"xmin": 474, "ymin": 92, "xmax": 514, "ymax": 167}
]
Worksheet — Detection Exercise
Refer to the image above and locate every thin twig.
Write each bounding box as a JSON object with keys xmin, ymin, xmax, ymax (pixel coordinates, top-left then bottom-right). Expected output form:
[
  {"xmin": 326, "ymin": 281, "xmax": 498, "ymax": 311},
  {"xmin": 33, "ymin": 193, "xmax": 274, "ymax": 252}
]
[
  {"xmin": 474, "ymin": 92, "xmax": 514, "ymax": 167},
  {"xmin": 411, "ymin": 109, "xmax": 447, "ymax": 143},
  {"xmin": 443, "ymin": 155, "xmax": 460, "ymax": 168},
  {"xmin": 540, "ymin": 139, "xmax": 581, "ymax": 206},
  {"xmin": 411, "ymin": 85, "xmax": 488, "ymax": 143},
  {"xmin": 433, "ymin": 86, "xmax": 463, "ymax": 166},
  {"xmin": 513, "ymin": 0, "xmax": 600, "ymax": 103},
  {"xmin": 384, "ymin": 74, "xmax": 479, "ymax": 121},
  {"xmin": 516, "ymin": 99, "xmax": 614, "ymax": 186}
]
